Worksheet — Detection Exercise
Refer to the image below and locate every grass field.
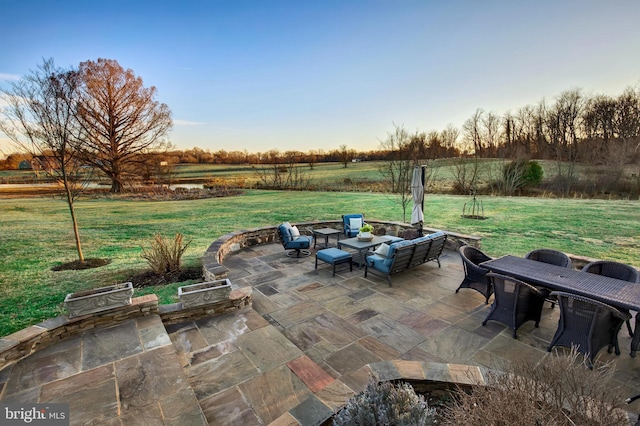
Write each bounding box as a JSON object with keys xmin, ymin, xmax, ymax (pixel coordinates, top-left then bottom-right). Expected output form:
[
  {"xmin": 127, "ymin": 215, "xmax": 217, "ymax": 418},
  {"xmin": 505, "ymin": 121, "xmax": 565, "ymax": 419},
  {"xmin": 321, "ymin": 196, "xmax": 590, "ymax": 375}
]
[{"xmin": 1, "ymin": 189, "xmax": 639, "ymax": 337}]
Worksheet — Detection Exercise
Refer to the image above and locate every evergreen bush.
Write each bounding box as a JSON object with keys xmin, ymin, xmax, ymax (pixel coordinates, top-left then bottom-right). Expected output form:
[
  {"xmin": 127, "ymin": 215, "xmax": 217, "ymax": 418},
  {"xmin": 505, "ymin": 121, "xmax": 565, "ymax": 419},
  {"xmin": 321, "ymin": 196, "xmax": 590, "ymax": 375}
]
[{"xmin": 333, "ymin": 379, "xmax": 436, "ymax": 426}]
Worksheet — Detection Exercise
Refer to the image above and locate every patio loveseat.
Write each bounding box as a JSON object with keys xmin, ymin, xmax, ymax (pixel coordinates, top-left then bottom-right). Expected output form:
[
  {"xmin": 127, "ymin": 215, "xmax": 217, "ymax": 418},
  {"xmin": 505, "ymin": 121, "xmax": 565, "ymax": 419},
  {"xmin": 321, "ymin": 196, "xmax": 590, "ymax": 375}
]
[{"xmin": 364, "ymin": 231, "xmax": 447, "ymax": 286}]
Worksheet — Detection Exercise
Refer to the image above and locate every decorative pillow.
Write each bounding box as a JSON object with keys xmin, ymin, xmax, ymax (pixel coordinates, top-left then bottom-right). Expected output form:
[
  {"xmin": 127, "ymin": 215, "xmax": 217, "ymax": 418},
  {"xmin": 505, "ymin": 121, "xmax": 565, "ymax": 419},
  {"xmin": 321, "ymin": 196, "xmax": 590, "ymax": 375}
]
[
  {"xmin": 349, "ymin": 217, "xmax": 362, "ymax": 230},
  {"xmin": 374, "ymin": 243, "xmax": 390, "ymax": 257},
  {"xmin": 290, "ymin": 226, "xmax": 300, "ymax": 238}
]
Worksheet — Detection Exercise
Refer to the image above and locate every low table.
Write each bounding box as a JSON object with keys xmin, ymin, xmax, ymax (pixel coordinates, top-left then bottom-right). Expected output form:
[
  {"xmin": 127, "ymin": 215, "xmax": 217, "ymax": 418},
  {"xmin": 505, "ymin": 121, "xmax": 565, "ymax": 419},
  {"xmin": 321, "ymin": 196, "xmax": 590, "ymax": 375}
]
[
  {"xmin": 313, "ymin": 227, "xmax": 342, "ymax": 249},
  {"xmin": 315, "ymin": 248, "xmax": 353, "ymax": 276},
  {"xmin": 338, "ymin": 235, "xmax": 389, "ymax": 269}
]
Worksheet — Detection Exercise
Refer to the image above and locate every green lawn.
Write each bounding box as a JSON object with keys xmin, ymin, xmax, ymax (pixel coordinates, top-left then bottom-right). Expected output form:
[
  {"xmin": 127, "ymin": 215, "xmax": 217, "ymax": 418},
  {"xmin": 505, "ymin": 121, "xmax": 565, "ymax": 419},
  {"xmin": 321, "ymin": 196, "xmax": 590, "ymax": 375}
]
[{"xmin": 1, "ymin": 189, "xmax": 639, "ymax": 337}]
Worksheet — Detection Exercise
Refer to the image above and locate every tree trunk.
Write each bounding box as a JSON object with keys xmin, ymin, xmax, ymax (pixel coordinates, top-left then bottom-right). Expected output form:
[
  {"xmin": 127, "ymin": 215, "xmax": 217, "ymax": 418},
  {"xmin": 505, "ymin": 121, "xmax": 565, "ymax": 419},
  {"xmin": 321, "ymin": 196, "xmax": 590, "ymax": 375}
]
[{"xmin": 63, "ymin": 179, "xmax": 85, "ymax": 263}]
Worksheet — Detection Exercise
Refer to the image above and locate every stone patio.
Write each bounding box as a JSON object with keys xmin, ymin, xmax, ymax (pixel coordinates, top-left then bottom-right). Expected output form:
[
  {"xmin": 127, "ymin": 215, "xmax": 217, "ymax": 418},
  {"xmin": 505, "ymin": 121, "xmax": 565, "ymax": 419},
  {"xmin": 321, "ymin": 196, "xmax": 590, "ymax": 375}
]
[{"xmin": 2, "ymin": 243, "xmax": 640, "ymax": 425}]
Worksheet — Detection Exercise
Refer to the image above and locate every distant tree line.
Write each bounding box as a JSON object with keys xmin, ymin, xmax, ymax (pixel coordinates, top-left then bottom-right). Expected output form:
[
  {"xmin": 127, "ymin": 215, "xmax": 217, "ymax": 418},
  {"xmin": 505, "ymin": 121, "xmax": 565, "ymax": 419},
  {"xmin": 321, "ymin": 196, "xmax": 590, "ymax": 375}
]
[{"xmin": 2, "ymin": 75, "xmax": 639, "ymax": 196}]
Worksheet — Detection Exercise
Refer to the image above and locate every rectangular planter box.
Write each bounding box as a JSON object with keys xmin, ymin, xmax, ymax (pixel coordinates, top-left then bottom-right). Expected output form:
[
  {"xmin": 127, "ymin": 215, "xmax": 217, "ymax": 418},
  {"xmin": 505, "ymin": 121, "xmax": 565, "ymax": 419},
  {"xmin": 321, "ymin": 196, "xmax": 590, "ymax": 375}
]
[
  {"xmin": 178, "ymin": 279, "xmax": 232, "ymax": 308},
  {"xmin": 64, "ymin": 282, "xmax": 134, "ymax": 318}
]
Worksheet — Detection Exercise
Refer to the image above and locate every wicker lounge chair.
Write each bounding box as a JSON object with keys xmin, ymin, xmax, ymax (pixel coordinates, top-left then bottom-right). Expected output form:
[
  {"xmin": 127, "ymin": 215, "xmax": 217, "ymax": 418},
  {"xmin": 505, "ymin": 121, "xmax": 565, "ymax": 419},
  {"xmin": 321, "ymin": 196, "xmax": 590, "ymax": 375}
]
[
  {"xmin": 547, "ymin": 291, "xmax": 631, "ymax": 368},
  {"xmin": 525, "ymin": 248, "xmax": 572, "ymax": 308},
  {"xmin": 456, "ymin": 245, "xmax": 493, "ymax": 304},
  {"xmin": 482, "ymin": 273, "xmax": 548, "ymax": 338},
  {"xmin": 581, "ymin": 260, "xmax": 640, "ymax": 336}
]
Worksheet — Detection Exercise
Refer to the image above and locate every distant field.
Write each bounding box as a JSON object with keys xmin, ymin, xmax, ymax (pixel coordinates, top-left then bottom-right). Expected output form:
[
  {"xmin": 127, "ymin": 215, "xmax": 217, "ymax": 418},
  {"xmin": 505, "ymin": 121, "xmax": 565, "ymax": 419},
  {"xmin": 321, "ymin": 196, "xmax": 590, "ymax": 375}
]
[
  {"xmin": 1, "ymin": 189, "xmax": 639, "ymax": 337},
  {"xmin": 3, "ymin": 159, "xmax": 638, "ymax": 197}
]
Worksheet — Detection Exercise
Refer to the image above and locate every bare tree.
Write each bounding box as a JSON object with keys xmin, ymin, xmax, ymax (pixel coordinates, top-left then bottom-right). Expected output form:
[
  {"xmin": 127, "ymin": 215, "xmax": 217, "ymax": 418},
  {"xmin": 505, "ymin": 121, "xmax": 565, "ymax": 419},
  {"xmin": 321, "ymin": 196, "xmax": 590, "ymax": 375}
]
[
  {"xmin": 252, "ymin": 149, "xmax": 309, "ymax": 189},
  {"xmin": 75, "ymin": 58, "xmax": 173, "ymax": 192},
  {"xmin": 440, "ymin": 124, "xmax": 460, "ymax": 156},
  {"xmin": 378, "ymin": 124, "xmax": 422, "ymax": 222},
  {"xmin": 545, "ymin": 89, "xmax": 584, "ymax": 195},
  {"xmin": 338, "ymin": 144, "xmax": 351, "ymax": 168},
  {"xmin": 462, "ymin": 109, "xmax": 484, "ymax": 156},
  {"xmin": 0, "ymin": 59, "xmax": 89, "ymax": 262}
]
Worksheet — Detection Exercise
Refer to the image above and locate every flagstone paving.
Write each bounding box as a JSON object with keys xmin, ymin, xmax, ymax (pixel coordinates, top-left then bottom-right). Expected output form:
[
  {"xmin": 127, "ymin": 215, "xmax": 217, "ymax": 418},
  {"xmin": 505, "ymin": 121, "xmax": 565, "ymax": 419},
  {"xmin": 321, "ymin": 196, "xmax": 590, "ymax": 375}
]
[{"xmin": 2, "ymin": 242, "xmax": 640, "ymax": 425}]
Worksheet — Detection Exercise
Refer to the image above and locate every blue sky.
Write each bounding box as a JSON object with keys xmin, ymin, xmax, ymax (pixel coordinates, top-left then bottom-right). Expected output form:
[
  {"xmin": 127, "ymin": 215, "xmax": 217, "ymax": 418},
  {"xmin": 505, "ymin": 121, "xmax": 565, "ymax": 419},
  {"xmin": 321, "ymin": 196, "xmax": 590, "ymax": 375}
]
[{"xmin": 1, "ymin": 0, "xmax": 639, "ymax": 155}]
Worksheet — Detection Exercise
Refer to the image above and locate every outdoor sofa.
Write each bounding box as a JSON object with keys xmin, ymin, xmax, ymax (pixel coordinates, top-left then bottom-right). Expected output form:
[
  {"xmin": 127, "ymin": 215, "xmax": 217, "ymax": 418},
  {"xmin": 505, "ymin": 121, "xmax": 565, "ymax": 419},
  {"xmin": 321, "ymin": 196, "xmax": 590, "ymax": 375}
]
[{"xmin": 364, "ymin": 231, "xmax": 447, "ymax": 286}]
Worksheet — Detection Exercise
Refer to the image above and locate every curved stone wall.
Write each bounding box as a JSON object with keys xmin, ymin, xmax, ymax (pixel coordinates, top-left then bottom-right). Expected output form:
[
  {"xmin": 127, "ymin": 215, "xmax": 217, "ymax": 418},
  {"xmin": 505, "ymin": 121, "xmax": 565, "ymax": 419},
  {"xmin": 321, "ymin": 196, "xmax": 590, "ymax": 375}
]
[{"xmin": 201, "ymin": 219, "xmax": 482, "ymax": 281}]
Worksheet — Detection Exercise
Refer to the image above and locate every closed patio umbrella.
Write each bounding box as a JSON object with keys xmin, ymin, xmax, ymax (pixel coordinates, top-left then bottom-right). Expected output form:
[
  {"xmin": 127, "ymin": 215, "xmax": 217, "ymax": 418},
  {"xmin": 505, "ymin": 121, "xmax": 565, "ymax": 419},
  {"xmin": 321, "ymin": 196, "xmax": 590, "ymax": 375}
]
[{"xmin": 411, "ymin": 166, "xmax": 424, "ymax": 229}]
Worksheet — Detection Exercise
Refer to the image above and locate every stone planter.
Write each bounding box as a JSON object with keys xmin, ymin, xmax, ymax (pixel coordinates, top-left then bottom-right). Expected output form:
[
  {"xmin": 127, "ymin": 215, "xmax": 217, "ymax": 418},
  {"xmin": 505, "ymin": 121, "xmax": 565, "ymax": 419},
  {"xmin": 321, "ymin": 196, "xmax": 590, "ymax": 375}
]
[
  {"xmin": 64, "ymin": 282, "xmax": 134, "ymax": 318},
  {"xmin": 178, "ymin": 279, "xmax": 232, "ymax": 308}
]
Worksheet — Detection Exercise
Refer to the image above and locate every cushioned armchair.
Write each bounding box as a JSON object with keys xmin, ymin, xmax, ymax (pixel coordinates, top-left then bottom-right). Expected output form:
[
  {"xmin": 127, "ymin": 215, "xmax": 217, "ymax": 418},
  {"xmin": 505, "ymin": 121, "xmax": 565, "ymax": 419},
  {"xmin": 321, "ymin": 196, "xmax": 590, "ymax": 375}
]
[
  {"xmin": 342, "ymin": 214, "xmax": 364, "ymax": 238},
  {"xmin": 277, "ymin": 222, "xmax": 313, "ymax": 257}
]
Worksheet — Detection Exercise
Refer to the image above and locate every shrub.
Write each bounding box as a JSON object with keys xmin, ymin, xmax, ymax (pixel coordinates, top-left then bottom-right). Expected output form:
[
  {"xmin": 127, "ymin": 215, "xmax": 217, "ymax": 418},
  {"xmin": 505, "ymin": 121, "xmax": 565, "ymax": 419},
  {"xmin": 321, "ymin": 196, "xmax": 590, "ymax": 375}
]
[
  {"xmin": 333, "ymin": 379, "xmax": 436, "ymax": 426},
  {"xmin": 141, "ymin": 233, "xmax": 191, "ymax": 275},
  {"xmin": 443, "ymin": 348, "xmax": 628, "ymax": 425},
  {"xmin": 503, "ymin": 160, "xmax": 544, "ymax": 194}
]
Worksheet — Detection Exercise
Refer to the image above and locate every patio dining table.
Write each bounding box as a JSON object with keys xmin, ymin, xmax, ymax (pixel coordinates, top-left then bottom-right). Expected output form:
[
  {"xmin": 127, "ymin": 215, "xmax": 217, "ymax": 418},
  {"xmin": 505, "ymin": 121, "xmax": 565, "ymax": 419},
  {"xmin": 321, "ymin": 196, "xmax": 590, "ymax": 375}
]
[{"xmin": 482, "ymin": 255, "xmax": 640, "ymax": 356}]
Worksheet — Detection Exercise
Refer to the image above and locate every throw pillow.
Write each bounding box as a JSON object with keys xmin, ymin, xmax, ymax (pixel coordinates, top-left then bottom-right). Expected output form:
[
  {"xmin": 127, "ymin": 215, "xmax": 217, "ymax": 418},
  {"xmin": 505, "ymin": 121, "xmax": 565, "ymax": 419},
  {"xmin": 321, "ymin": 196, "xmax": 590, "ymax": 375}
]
[
  {"xmin": 374, "ymin": 243, "xmax": 390, "ymax": 257},
  {"xmin": 349, "ymin": 217, "xmax": 362, "ymax": 230},
  {"xmin": 290, "ymin": 226, "xmax": 300, "ymax": 238}
]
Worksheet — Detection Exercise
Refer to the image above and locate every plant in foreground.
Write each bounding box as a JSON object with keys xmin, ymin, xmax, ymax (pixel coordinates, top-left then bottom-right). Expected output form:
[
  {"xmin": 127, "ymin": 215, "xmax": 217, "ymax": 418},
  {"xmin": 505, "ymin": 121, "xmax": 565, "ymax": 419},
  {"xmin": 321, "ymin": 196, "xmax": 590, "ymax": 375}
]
[
  {"xmin": 333, "ymin": 379, "xmax": 436, "ymax": 426},
  {"xmin": 443, "ymin": 347, "xmax": 629, "ymax": 425},
  {"xmin": 140, "ymin": 233, "xmax": 191, "ymax": 275}
]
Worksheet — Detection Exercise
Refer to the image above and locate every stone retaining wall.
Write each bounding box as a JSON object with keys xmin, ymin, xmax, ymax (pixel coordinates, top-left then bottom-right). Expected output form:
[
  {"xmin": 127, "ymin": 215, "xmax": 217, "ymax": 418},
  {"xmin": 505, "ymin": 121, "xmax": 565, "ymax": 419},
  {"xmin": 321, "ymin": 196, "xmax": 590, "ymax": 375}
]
[
  {"xmin": 0, "ymin": 295, "xmax": 159, "ymax": 370},
  {"xmin": 158, "ymin": 288, "xmax": 252, "ymax": 325},
  {"xmin": 202, "ymin": 220, "xmax": 483, "ymax": 281},
  {"xmin": 0, "ymin": 288, "xmax": 253, "ymax": 370}
]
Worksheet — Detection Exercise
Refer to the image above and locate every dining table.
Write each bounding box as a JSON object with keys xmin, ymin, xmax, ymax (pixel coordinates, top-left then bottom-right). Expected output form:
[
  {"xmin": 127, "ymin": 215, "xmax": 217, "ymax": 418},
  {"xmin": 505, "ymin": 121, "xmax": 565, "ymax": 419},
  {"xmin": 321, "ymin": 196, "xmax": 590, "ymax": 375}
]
[{"xmin": 481, "ymin": 255, "xmax": 640, "ymax": 357}]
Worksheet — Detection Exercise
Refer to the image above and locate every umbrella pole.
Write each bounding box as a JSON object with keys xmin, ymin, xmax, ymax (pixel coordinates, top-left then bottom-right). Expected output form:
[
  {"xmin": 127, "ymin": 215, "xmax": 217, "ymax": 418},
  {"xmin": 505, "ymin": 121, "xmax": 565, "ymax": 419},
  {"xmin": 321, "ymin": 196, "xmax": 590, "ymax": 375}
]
[{"xmin": 419, "ymin": 166, "xmax": 425, "ymax": 237}]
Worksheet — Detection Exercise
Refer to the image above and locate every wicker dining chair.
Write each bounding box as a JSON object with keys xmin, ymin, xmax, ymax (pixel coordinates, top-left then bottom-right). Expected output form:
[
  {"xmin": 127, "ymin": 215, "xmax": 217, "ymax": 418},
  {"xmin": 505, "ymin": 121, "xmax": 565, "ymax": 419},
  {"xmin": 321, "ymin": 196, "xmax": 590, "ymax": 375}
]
[
  {"xmin": 525, "ymin": 248, "xmax": 572, "ymax": 308},
  {"xmin": 456, "ymin": 245, "xmax": 493, "ymax": 304},
  {"xmin": 581, "ymin": 260, "xmax": 640, "ymax": 336},
  {"xmin": 482, "ymin": 273, "xmax": 548, "ymax": 338},
  {"xmin": 547, "ymin": 291, "xmax": 631, "ymax": 368}
]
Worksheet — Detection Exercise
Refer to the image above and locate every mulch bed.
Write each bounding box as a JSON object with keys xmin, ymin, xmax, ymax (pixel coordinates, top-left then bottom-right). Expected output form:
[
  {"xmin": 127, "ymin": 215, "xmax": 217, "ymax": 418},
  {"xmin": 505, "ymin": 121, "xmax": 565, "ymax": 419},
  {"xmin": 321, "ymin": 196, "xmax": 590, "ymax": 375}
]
[
  {"xmin": 51, "ymin": 258, "xmax": 111, "ymax": 271},
  {"xmin": 127, "ymin": 266, "xmax": 203, "ymax": 288}
]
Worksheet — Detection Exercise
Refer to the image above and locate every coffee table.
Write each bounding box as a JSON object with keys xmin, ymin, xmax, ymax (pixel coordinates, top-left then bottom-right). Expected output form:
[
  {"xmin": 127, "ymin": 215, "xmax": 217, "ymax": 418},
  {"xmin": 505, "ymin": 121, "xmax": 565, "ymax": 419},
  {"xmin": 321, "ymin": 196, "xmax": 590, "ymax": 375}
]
[
  {"xmin": 312, "ymin": 227, "xmax": 342, "ymax": 249},
  {"xmin": 338, "ymin": 235, "xmax": 388, "ymax": 269}
]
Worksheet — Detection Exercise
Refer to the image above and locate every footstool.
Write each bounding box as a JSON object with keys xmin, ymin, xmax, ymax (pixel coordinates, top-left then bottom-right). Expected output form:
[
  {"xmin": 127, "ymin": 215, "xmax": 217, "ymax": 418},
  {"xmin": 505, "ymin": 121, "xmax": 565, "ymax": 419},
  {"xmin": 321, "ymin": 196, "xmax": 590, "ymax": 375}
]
[{"xmin": 315, "ymin": 248, "xmax": 353, "ymax": 276}]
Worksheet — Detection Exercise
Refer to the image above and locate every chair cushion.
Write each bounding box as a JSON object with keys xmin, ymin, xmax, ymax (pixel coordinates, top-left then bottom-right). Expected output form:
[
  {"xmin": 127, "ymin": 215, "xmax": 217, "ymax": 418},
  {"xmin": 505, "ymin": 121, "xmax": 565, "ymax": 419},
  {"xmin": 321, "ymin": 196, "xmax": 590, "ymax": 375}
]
[
  {"xmin": 385, "ymin": 240, "xmax": 415, "ymax": 265},
  {"xmin": 279, "ymin": 223, "xmax": 293, "ymax": 243},
  {"xmin": 367, "ymin": 254, "xmax": 391, "ymax": 273},
  {"xmin": 290, "ymin": 226, "xmax": 300, "ymax": 238},
  {"xmin": 411, "ymin": 235, "xmax": 432, "ymax": 244},
  {"xmin": 427, "ymin": 231, "xmax": 446, "ymax": 239},
  {"xmin": 287, "ymin": 235, "xmax": 312, "ymax": 249},
  {"xmin": 381, "ymin": 235, "xmax": 403, "ymax": 243},
  {"xmin": 349, "ymin": 217, "xmax": 362, "ymax": 230}
]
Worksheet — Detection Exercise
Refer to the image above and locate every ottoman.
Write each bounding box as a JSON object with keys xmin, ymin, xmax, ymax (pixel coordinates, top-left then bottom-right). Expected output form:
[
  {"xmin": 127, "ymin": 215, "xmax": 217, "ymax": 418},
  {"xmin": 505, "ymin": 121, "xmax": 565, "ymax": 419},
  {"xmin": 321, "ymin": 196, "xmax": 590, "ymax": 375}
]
[{"xmin": 315, "ymin": 248, "xmax": 353, "ymax": 276}]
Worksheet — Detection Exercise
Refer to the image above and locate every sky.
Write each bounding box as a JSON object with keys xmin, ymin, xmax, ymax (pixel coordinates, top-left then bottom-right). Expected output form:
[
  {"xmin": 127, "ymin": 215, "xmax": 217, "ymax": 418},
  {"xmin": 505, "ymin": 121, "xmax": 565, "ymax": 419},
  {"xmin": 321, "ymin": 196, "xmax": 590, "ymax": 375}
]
[{"xmin": 1, "ymin": 0, "xmax": 640, "ymax": 156}]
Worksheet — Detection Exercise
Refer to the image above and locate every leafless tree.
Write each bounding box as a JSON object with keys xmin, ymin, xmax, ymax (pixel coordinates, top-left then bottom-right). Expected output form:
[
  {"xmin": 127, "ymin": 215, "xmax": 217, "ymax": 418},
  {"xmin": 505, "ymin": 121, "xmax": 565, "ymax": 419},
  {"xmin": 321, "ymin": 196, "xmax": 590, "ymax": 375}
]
[
  {"xmin": 378, "ymin": 124, "xmax": 423, "ymax": 222},
  {"xmin": 0, "ymin": 59, "xmax": 89, "ymax": 262},
  {"xmin": 544, "ymin": 89, "xmax": 584, "ymax": 195},
  {"xmin": 338, "ymin": 144, "xmax": 351, "ymax": 168},
  {"xmin": 252, "ymin": 149, "xmax": 309, "ymax": 189},
  {"xmin": 75, "ymin": 58, "xmax": 173, "ymax": 192},
  {"xmin": 462, "ymin": 109, "xmax": 484, "ymax": 156}
]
